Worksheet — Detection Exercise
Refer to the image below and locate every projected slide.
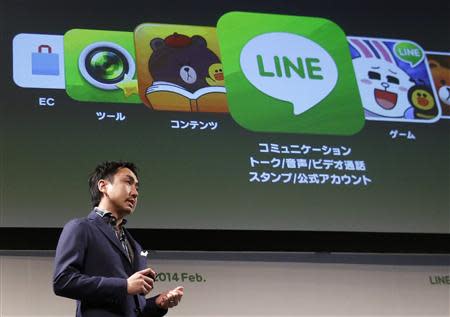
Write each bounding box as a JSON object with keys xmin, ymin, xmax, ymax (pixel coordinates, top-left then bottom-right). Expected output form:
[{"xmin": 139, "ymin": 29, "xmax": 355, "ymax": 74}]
[{"xmin": 1, "ymin": 2, "xmax": 449, "ymax": 234}]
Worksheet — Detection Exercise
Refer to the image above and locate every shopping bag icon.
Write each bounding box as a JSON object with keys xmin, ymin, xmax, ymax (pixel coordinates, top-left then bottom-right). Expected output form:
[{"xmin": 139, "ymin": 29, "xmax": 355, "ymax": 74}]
[{"xmin": 31, "ymin": 45, "xmax": 60, "ymax": 75}]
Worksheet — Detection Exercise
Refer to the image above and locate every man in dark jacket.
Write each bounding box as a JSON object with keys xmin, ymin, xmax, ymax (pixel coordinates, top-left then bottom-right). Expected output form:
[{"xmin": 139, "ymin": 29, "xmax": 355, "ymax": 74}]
[{"xmin": 53, "ymin": 161, "xmax": 183, "ymax": 316}]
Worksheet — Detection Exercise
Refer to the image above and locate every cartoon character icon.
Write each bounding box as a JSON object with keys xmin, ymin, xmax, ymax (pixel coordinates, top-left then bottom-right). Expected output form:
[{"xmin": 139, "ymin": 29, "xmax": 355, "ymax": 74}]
[
  {"xmin": 349, "ymin": 38, "xmax": 415, "ymax": 120},
  {"xmin": 407, "ymin": 85, "xmax": 438, "ymax": 119},
  {"xmin": 206, "ymin": 63, "xmax": 224, "ymax": 86},
  {"xmin": 428, "ymin": 56, "xmax": 450, "ymax": 117},
  {"xmin": 148, "ymin": 33, "xmax": 221, "ymax": 93},
  {"xmin": 140, "ymin": 31, "xmax": 228, "ymax": 113}
]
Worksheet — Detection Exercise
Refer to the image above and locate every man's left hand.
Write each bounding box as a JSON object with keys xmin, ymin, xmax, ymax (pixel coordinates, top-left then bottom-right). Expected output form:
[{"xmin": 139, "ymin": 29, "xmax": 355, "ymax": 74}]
[{"xmin": 156, "ymin": 286, "xmax": 184, "ymax": 309}]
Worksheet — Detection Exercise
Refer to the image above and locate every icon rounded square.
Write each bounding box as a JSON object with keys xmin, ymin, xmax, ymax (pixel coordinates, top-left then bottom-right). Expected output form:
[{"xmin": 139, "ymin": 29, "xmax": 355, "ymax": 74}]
[
  {"xmin": 64, "ymin": 29, "xmax": 141, "ymax": 103},
  {"xmin": 13, "ymin": 33, "xmax": 65, "ymax": 89},
  {"xmin": 134, "ymin": 23, "xmax": 228, "ymax": 113},
  {"xmin": 217, "ymin": 12, "xmax": 364, "ymax": 135},
  {"xmin": 426, "ymin": 52, "xmax": 450, "ymax": 119},
  {"xmin": 348, "ymin": 36, "xmax": 441, "ymax": 123}
]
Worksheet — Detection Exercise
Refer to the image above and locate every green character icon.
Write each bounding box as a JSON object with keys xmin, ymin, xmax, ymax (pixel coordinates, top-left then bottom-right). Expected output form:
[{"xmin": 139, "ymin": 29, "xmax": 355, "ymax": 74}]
[
  {"xmin": 217, "ymin": 12, "xmax": 364, "ymax": 135},
  {"xmin": 64, "ymin": 29, "xmax": 141, "ymax": 103}
]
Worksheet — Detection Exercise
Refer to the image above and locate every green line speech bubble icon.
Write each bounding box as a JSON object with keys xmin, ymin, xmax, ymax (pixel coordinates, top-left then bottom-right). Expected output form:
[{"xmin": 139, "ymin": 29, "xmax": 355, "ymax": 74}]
[
  {"xmin": 394, "ymin": 41, "xmax": 424, "ymax": 68},
  {"xmin": 217, "ymin": 12, "xmax": 365, "ymax": 135},
  {"xmin": 240, "ymin": 32, "xmax": 338, "ymax": 116}
]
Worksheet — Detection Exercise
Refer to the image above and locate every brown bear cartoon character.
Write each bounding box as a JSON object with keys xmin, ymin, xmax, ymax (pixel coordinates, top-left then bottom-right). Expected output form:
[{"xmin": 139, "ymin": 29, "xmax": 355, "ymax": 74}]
[
  {"xmin": 148, "ymin": 33, "xmax": 221, "ymax": 93},
  {"xmin": 428, "ymin": 56, "xmax": 450, "ymax": 116},
  {"xmin": 145, "ymin": 32, "xmax": 228, "ymax": 113}
]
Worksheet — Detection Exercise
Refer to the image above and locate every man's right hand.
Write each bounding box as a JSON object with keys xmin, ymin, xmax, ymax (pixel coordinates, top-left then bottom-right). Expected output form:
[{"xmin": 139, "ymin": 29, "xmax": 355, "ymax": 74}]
[{"xmin": 127, "ymin": 268, "xmax": 155, "ymax": 295}]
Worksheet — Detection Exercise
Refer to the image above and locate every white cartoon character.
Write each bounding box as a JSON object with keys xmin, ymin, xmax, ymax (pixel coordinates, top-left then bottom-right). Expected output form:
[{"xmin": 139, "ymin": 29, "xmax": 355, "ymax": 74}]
[{"xmin": 349, "ymin": 38, "xmax": 415, "ymax": 119}]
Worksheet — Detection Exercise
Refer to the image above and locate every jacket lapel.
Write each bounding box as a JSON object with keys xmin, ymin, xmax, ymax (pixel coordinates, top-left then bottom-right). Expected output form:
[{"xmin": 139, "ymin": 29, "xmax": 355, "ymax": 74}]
[
  {"xmin": 124, "ymin": 229, "xmax": 144, "ymax": 271},
  {"xmin": 88, "ymin": 211, "xmax": 132, "ymax": 265}
]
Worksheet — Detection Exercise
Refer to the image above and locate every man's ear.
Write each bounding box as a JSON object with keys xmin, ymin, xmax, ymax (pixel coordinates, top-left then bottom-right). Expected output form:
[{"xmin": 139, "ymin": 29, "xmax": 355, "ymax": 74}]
[{"xmin": 98, "ymin": 179, "xmax": 109, "ymax": 194}]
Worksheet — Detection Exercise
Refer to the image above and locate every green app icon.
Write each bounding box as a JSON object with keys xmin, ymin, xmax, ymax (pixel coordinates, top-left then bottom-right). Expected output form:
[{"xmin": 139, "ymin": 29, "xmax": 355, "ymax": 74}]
[
  {"xmin": 217, "ymin": 12, "xmax": 364, "ymax": 135},
  {"xmin": 64, "ymin": 29, "xmax": 141, "ymax": 103},
  {"xmin": 394, "ymin": 41, "xmax": 424, "ymax": 67}
]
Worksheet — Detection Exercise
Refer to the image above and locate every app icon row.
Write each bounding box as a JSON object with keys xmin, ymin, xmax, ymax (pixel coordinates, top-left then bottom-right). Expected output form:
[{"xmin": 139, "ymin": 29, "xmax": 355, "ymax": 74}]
[{"xmin": 12, "ymin": 12, "xmax": 450, "ymax": 135}]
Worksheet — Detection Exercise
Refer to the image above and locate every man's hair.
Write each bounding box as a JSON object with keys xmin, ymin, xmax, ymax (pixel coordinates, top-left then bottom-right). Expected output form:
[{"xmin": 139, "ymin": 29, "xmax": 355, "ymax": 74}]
[{"xmin": 88, "ymin": 161, "xmax": 139, "ymax": 207}]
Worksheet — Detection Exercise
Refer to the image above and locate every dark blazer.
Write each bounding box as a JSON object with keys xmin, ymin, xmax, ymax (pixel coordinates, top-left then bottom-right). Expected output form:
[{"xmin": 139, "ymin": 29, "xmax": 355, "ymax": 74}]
[{"xmin": 53, "ymin": 210, "xmax": 167, "ymax": 317}]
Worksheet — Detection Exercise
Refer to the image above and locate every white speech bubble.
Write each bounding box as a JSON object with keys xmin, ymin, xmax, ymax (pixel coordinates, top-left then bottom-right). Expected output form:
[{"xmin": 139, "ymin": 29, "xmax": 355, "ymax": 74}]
[{"xmin": 240, "ymin": 32, "xmax": 338, "ymax": 115}]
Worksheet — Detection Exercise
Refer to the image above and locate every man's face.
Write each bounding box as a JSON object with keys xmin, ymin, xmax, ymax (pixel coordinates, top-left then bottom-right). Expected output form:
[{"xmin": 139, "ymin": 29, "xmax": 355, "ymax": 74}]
[{"xmin": 101, "ymin": 167, "xmax": 139, "ymax": 216}]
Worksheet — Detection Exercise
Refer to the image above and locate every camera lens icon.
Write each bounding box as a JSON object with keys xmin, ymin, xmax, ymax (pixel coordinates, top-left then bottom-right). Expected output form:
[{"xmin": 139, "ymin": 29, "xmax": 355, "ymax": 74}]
[{"xmin": 78, "ymin": 42, "xmax": 135, "ymax": 90}]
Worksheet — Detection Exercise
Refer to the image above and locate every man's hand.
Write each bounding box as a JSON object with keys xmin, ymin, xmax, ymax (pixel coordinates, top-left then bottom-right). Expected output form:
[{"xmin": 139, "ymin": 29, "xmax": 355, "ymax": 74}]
[
  {"xmin": 156, "ymin": 286, "xmax": 184, "ymax": 309},
  {"xmin": 127, "ymin": 268, "xmax": 156, "ymax": 295}
]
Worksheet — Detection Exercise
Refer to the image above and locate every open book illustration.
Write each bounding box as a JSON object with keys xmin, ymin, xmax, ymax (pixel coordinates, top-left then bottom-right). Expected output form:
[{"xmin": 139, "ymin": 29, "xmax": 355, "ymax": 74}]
[{"xmin": 145, "ymin": 81, "xmax": 228, "ymax": 113}]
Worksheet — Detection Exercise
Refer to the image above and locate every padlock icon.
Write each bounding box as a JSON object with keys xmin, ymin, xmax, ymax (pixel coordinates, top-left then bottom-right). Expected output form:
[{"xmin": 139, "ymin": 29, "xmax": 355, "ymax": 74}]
[{"xmin": 31, "ymin": 44, "xmax": 60, "ymax": 76}]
